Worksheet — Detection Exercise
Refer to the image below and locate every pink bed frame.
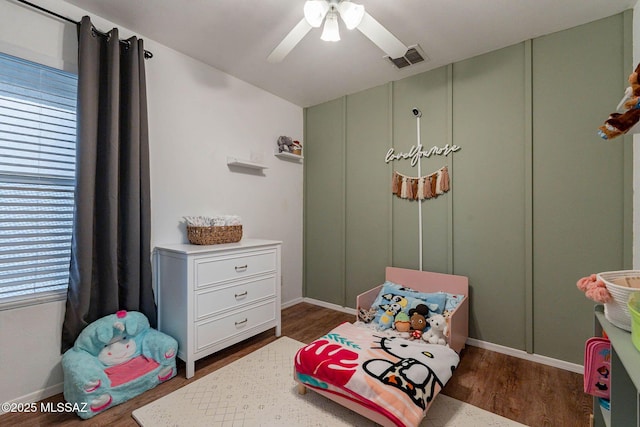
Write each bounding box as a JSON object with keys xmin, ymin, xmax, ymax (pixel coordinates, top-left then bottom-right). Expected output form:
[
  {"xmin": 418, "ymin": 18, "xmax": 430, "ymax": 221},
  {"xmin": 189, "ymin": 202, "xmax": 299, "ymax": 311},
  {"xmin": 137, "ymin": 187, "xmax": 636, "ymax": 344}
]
[{"xmin": 296, "ymin": 266, "xmax": 469, "ymax": 427}]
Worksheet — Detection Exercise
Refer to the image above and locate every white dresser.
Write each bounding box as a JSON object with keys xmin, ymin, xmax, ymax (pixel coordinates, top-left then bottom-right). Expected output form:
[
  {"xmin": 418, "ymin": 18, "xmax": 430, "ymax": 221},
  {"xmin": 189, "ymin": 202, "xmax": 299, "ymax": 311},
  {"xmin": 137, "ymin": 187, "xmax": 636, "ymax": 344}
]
[{"xmin": 154, "ymin": 239, "xmax": 282, "ymax": 378}]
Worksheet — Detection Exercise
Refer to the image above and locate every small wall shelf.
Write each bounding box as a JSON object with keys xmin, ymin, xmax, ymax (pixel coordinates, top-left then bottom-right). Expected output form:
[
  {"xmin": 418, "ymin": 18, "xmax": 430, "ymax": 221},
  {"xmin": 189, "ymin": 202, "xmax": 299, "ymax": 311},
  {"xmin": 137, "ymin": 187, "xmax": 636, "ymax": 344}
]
[
  {"xmin": 274, "ymin": 151, "xmax": 303, "ymax": 162},
  {"xmin": 226, "ymin": 156, "xmax": 268, "ymax": 170}
]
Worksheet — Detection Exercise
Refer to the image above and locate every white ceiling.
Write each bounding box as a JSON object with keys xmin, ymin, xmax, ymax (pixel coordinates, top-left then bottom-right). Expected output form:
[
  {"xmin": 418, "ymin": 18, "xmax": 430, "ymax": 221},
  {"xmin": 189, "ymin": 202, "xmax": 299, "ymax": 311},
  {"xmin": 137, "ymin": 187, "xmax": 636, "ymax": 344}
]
[{"xmin": 62, "ymin": 0, "xmax": 635, "ymax": 107}]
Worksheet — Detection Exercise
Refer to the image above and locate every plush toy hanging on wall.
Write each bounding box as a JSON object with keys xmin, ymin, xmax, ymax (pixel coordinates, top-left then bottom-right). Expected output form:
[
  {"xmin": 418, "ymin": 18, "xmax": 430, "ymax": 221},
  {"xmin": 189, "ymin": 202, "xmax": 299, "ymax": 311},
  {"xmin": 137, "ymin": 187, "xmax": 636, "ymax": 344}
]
[
  {"xmin": 392, "ymin": 166, "xmax": 449, "ymax": 200},
  {"xmin": 598, "ymin": 63, "xmax": 640, "ymax": 140}
]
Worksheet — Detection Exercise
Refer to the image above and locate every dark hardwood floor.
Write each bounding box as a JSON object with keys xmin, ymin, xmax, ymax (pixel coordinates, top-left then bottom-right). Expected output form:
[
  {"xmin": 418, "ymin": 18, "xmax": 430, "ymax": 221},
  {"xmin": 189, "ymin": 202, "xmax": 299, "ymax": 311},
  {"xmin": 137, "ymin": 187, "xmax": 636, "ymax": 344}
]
[{"xmin": 2, "ymin": 303, "xmax": 591, "ymax": 426}]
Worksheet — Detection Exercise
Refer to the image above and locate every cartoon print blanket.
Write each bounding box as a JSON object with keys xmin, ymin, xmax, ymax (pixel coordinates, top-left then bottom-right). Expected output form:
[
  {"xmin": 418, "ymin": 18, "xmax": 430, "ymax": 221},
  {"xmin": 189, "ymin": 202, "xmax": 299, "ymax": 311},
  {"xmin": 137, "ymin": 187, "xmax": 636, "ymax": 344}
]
[{"xmin": 294, "ymin": 322, "xmax": 460, "ymax": 427}]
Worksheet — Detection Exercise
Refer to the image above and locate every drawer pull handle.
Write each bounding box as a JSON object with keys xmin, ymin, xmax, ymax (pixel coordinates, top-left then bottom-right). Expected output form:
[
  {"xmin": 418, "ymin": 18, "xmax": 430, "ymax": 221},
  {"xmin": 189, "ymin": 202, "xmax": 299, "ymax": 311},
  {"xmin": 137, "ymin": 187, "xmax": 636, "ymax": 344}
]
[
  {"xmin": 235, "ymin": 265, "xmax": 248, "ymax": 272},
  {"xmin": 235, "ymin": 318, "xmax": 248, "ymax": 327},
  {"xmin": 235, "ymin": 291, "xmax": 248, "ymax": 299}
]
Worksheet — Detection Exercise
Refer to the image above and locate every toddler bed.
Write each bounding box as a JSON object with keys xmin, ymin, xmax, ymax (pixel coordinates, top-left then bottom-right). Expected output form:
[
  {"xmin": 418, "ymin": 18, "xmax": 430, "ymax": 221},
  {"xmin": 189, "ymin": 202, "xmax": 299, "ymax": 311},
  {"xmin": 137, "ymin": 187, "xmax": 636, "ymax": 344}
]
[{"xmin": 294, "ymin": 267, "xmax": 469, "ymax": 427}]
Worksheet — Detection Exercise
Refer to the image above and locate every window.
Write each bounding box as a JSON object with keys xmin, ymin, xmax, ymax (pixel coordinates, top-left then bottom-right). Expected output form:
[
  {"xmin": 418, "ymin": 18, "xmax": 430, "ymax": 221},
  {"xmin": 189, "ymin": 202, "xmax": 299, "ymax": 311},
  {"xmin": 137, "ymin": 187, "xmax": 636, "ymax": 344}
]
[{"xmin": 0, "ymin": 52, "xmax": 78, "ymax": 309}]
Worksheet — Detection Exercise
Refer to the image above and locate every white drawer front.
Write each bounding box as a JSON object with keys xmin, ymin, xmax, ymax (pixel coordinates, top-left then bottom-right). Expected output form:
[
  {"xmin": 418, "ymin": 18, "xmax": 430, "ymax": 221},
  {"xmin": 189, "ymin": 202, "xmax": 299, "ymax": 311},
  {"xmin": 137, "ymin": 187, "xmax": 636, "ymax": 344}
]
[
  {"xmin": 195, "ymin": 250, "xmax": 276, "ymax": 288},
  {"xmin": 195, "ymin": 276, "xmax": 276, "ymax": 320},
  {"xmin": 195, "ymin": 300, "xmax": 276, "ymax": 352}
]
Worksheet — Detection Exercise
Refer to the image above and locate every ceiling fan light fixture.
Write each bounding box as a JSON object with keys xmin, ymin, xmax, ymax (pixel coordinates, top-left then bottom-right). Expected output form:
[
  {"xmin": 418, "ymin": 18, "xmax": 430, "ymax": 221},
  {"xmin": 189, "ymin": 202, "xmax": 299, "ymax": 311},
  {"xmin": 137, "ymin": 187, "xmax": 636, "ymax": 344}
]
[
  {"xmin": 321, "ymin": 11, "xmax": 340, "ymax": 42},
  {"xmin": 303, "ymin": 0, "xmax": 329, "ymax": 28},
  {"xmin": 338, "ymin": 1, "xmax": 365, "ymax": 30},
  {"xmin": 269, "ymin": 0, "xmax": 407, "ymax": 62}
]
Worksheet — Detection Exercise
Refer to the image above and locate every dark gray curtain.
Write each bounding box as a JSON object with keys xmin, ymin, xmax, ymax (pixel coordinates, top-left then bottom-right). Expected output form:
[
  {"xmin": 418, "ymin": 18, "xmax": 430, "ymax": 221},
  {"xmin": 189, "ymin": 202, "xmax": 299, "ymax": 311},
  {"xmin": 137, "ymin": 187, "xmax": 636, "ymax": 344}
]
[{"xmin": 62, "ymin": 16, "xmax": 156, "ymax": 353}]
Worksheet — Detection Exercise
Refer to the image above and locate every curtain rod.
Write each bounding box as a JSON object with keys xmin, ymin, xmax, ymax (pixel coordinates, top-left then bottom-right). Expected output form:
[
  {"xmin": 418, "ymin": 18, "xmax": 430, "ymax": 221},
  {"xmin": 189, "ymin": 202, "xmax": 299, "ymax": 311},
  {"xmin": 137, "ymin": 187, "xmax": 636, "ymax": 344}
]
[{"xmin": 15, "ymin": 0, "xmax": 153, "ymax": 59}]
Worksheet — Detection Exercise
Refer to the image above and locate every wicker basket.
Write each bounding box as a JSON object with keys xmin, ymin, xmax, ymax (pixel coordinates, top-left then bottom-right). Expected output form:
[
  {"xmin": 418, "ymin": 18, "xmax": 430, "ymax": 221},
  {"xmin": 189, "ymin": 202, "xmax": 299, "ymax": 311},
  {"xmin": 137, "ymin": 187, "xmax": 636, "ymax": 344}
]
[
  {"xmin": 597, "ymin": 270, "xmax": 640, "ymax": 331},
  {"xmin": 187, "ymin": 225, "xmax": 242, "ymax": 245}
]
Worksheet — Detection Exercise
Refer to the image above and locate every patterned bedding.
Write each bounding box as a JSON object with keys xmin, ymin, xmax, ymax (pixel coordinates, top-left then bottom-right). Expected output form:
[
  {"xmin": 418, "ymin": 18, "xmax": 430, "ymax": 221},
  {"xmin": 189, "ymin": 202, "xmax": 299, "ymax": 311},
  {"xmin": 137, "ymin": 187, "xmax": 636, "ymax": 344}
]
[{"xmin": 294, "ymin": 321, "xmax": 460, "ymax": 427}]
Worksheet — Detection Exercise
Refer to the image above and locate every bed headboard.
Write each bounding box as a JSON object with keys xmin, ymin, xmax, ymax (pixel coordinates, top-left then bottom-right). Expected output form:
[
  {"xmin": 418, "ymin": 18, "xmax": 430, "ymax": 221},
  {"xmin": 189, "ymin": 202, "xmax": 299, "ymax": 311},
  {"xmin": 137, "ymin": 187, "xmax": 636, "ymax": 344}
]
[{"xmin": 385, "ymin": 267, "xmax": 468, "ymax": 296}]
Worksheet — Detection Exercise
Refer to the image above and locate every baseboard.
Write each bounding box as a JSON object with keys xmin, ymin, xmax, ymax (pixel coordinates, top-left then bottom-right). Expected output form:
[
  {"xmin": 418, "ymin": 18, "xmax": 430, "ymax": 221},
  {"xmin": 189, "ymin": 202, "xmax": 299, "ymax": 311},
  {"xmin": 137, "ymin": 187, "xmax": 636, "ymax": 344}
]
[
  {"xmin": 302, "ymin": 297, "xmax": 357, "ymax": 316},
  {"xmin": 281, "ymin": 297, "xmax": 304, "ymax": 310},
  {"xmin": 0, "ymin": 382, "xmax": 64, "ymax": 414},
  {"xmin": 301, "ymin": 298, "xmax": 583, "ymax": 374},
  {"xmin": 464, "ymin": 338, "xmax": 583, "ymax": 373}
]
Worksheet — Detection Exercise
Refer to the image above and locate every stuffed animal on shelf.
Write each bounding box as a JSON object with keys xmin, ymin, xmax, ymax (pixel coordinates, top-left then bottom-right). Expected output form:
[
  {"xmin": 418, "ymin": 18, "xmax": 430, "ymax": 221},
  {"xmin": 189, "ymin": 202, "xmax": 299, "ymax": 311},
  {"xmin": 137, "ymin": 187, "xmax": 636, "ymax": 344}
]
[
  {"xmin": 422, "ymin": 314, "xmax": 448, "ymax": 345},
  {"xmin": 598, "ymin": 109, "xmax": 640, "ymax": 140},
  {"xmin": 291, "ymin": 140, "xmax": 303, "ymax": 155},
  {"xmin": 277, "ymin": 135, "xmax": 295, "ymax": 152},
  {"xmin": 576, "ymin": 274, "xmax": 612, "ymax": 303},
  {"xmin": 598, "ymin": 63, "xmax": 640, "ymax": 140},
  {"xmin": 622, "ymin": 63, "xmax": 640, "ymax": 109}
]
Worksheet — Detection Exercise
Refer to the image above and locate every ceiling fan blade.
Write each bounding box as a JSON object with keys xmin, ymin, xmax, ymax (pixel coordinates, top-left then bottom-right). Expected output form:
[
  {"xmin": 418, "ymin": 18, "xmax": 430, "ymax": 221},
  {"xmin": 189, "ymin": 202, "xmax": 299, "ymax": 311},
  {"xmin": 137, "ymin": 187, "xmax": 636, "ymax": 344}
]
[
  {"xmin": 356, "ymin": 12, "xmax": 407, "ymax": 59},
  {"xmin": 268, "ymin": 18, "xmax": 313, "ymax": 63}
]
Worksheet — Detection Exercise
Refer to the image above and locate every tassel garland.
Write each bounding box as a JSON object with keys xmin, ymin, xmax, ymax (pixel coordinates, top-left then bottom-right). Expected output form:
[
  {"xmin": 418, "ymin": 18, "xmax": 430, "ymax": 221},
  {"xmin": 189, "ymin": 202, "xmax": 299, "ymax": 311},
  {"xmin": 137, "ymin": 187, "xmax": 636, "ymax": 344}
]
[
  {"xmin": 440, "ymin": 167, "xmax": 450, "ymax": 192},
  {"xmin": 432, "ymin": 173, "xmax": 439, "ymax": 195},
  {"xmin": 424, "ymin": 176, "xmax": 432, "ymax": 199},
  {"xmin": 392, "ymin": 166, "xmax": 450, "ymax": 200},
  {"xmin": 392, "ymin": 174, "xmax": 400, "ymax": 195}
]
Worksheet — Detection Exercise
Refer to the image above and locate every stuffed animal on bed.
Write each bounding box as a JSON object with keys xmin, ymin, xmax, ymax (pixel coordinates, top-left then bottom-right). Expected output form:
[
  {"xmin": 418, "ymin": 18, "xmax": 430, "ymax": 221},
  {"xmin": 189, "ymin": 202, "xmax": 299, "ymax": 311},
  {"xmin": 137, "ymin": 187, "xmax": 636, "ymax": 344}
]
[
  {"xmin": 408, "ymin": 304, "xmax": 429, "ymax": 332},
  {"xmin": 422, "ymin": 314, "xmax": 448, "ymax": 345},
  {"xmin": 358, "ymin": 307, "xmax": 377, "ymax": 323},
  {"xmin": 394, "ymin": 312, "xmax": 411, "ymax": 332},
  {"xmin": 378, "ymin": 302, "xmax": 403, "ymax": 329}
]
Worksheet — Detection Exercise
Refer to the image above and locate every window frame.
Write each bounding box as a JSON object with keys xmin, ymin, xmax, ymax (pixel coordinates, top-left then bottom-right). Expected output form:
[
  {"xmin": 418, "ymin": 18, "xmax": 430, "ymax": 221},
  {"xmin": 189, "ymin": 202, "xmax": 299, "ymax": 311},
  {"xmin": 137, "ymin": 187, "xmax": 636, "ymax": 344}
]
[{"xmin": 0, "ymin": 50, "xmax": 78, "ymax": 311}]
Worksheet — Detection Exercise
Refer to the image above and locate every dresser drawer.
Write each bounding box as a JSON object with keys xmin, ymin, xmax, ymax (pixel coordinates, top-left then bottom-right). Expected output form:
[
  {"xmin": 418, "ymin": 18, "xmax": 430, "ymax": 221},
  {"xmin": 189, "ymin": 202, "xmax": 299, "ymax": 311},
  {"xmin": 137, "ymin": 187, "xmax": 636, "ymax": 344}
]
[
  {"xmin": 195, "ymin": 275, "xmax": 276, "ymax": 320},
  {"xmin": 195, "ymin": 300, "xmax": 276, "ymax": 353},
  {"xmin": 195, "ymin": 250, "xmax": 276, "ymax": 288}
]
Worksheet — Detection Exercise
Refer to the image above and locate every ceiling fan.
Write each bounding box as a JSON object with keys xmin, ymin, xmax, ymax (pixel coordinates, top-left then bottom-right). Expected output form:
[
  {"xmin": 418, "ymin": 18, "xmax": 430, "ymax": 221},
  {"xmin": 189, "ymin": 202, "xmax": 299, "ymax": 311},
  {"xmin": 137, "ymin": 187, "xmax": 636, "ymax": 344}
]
[{"xmin": 267, "ymin": 0, "xmax": 408, "ymax": 63}]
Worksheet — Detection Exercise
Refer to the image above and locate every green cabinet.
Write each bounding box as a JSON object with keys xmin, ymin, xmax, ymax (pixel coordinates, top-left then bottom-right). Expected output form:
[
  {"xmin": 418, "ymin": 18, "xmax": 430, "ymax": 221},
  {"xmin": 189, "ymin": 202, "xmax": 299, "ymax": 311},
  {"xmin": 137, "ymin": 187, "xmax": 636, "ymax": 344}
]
[{"xmin": 593, "ymin": 306, "xmax": 640, "ymax": 426}]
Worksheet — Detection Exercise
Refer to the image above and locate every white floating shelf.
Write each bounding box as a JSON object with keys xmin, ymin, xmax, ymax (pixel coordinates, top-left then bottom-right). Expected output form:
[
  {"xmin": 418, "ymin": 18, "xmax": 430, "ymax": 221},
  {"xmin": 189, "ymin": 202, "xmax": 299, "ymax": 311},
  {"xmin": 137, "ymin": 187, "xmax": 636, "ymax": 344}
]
[
  {"xmin": 226, "ymin": 156, "xmax": 268, "ymax": 170},
  {"xmin": 274, "ymin": 151, "xmax": 303, "ymax": 161}
]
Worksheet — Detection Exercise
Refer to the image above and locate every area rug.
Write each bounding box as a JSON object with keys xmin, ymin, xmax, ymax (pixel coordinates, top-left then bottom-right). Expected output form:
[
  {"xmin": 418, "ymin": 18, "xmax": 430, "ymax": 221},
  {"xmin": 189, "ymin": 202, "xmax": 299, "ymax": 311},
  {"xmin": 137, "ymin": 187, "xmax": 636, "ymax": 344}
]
[{"xmin": 132, "ymin": 337, "xmax": 526, "ymax": 427}]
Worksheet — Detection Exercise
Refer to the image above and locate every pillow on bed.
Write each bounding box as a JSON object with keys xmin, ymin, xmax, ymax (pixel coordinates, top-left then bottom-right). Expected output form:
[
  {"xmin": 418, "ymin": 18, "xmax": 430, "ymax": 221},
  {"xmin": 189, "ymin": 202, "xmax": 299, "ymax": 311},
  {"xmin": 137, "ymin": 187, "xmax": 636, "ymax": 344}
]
[
  {"xmin": 371, "ymin": 281, "xmax": 447, "ymax": 330},
  {"xmin": 440, "ymin": 292, "xmax": 465, "ymax": 312}
]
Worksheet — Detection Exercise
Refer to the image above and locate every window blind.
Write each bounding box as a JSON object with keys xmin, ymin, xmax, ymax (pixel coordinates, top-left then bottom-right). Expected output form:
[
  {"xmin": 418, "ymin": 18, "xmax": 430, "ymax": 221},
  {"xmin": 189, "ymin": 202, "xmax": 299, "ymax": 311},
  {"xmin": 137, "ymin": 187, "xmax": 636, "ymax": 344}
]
[{"xmin": 0, "ymin": 52, "xmax": 77, "ymax": 307}]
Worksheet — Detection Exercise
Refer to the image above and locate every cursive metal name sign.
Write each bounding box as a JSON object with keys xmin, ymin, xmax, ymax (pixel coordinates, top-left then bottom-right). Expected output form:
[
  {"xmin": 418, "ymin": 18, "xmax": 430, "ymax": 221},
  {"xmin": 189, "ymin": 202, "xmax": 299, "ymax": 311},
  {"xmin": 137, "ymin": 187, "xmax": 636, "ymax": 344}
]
[{"xmin": 385, "ymin": 143, "xmax": 461, "ymax": 167}]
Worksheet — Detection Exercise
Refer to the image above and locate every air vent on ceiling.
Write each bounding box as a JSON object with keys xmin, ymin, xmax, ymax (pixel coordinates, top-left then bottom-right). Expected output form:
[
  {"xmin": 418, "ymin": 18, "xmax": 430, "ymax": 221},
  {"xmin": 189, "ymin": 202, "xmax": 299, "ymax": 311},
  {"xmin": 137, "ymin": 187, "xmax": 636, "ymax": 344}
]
[{"xmin": 385, "ymin": 45, "xmax": 428, "ymax": 69}]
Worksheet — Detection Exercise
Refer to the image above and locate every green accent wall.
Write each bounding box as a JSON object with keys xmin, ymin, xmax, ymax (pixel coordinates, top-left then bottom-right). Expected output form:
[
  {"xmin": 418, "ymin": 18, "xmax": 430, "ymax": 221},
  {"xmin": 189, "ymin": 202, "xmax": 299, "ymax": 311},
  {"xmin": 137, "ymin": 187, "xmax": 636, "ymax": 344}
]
[
  {"xmin": 345, "ymin": 85, "xmax": 392, "ymax": 304},
  {"xmin": 452, "ymin": 42, "xmax": 528, "ymax": 351},
  {"xmin": 392, "ymin": 67, "xmax": 451, "ymax": 273},
  {"xmin": 531, "ymin": 13, "xmax": 632, "ymax": 362},
  {"xmin": 303, "ymin": 12, "xmax": 632, "ymax": 364},
  {"xmin": 304, "ymin": 98, "xmax": 345, "ymax": 305}
]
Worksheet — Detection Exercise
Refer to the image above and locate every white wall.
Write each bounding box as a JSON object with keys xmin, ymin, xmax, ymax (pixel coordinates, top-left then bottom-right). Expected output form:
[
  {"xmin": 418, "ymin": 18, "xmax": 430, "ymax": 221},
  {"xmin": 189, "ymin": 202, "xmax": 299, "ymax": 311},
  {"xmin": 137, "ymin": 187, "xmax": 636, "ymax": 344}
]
[{"xmin": 0, "ymin": 0, "xmax": 303, "ymax": 406}]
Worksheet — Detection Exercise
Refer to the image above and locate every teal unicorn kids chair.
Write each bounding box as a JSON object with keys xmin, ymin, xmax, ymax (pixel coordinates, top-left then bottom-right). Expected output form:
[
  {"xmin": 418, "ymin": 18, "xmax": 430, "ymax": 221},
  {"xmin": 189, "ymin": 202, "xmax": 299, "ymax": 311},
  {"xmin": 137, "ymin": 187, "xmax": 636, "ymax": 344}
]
[{"xmin": 61, "ymin": 310, "xmax": 177, "ymax": 419}]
